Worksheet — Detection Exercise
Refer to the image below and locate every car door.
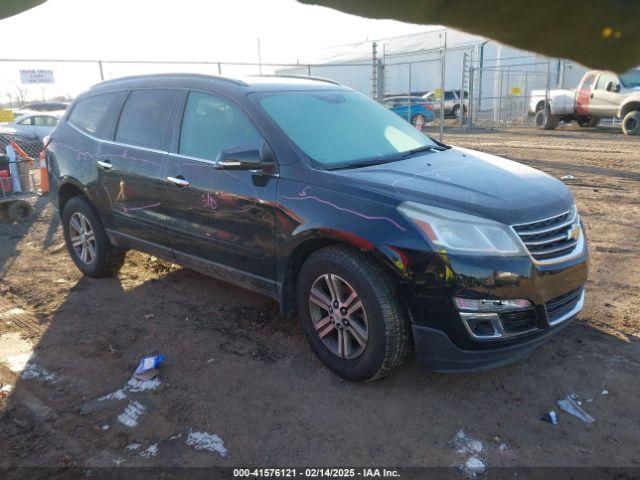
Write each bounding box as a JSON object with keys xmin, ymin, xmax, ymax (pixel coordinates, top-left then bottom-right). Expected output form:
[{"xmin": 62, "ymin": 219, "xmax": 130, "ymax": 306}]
[
  {"xmin": 575, "ymin": 72, "xmax": 598, "ymax": 116},
  {"xmin": 163, "ymin": 90, "xmax": 278, "ymax": 295},
  {"xmin": 590, "ymin": 72, "xmax": 622, "ymax": 117},
  {"xmin": 98, "ymin": 88, "xmax": 178, "ymax": 248}
]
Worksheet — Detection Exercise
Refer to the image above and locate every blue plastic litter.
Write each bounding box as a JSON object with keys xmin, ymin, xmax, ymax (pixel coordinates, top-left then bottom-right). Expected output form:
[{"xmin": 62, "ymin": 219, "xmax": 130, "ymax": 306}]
[{"xmin": 133, "ymin": 354, "xmax": 165, "ymax": 380}]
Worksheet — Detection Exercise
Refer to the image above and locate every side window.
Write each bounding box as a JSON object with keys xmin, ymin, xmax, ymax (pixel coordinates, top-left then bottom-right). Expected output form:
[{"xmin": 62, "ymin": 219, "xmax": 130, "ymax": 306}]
[
  {"xmin": 179, "ymin": 91, "xmax": 262, "ymax": 161},
  {"xmin": 595, "ymin": 73, "xmax": 617, "ymax": 90},
  {"xmin": 18, "ymin": 117, "xmax": 34, "ymax": 125},
  {"xmin": 33, "ymin": 116, "xmax": 58, "ymax": 126},
  {"xmin": 444, "ymin": 91, "xmax": 455, "ymax": 101},
  {"xmin": 68, "ymin": 92, "xmax": 120, "ymax": 136},
  {"xmin": 115, "ymin": 89, "xmax": 176, "ymax": 150}
]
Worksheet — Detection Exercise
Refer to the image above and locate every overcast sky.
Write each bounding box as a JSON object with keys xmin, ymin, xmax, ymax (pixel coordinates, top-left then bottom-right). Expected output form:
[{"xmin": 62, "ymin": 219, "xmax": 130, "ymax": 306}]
[
  {"xmin": 3, "ymin": 0, "xmax": 432, "ymax": 62},
  {"xmin": 0, "ymin": 0, "xmax": 437, "ymax": 101}
]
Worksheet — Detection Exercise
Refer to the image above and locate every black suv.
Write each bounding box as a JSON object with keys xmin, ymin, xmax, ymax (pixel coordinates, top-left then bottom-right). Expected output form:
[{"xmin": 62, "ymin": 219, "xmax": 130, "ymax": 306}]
[{"xmin": 47, "ymin": 74, "xmax": 588, "ymax": 381}]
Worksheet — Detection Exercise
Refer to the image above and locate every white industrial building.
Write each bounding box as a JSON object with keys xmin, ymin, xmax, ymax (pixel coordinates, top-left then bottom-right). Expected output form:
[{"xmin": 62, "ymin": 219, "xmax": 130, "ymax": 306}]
[{"xmin": 278, "ymin": 28, "xmax": 588, "ymax": 110}]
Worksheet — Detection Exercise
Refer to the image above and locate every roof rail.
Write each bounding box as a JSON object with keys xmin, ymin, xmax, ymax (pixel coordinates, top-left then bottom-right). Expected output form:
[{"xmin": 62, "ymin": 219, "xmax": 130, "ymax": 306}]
[
  {"xmin": 92, "ymin": 73, "xmax": 248, "ymax": 89},
  {"xmin": 255, "ymin": 74, "xmax": 341, "ymax": 85}
]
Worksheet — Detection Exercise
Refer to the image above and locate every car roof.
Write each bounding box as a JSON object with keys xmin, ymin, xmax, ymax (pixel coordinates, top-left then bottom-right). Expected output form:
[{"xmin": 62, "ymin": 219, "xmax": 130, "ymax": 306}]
[
  {"xmin": 88, "ymin": 73, "xmax": 348, "ymax": 96},
  {"xmin": 14, "ymin": 111, "xmax": 63, "ymax": 122}
]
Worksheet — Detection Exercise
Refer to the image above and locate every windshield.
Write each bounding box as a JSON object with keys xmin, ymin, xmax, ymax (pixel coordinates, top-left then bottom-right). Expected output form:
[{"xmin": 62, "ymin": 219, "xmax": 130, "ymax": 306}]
[
  {"xmin": 619, "ymin": 69, "xmax": 640, "ymax": 88},
  {"xmin": 258, "ymin": 90, "xmax": 437, "ymax": 168}
]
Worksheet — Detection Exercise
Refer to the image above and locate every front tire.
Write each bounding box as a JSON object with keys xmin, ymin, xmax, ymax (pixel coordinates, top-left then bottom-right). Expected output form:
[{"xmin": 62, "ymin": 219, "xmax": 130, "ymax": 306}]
[
  {"xmin": 535, "ymin": 108, "xmax": 559, "ymax": 130},
  {"xmin": 296, "ymin": 246, "xmax": 411, "ymax": 382},
  {"xmin": 62, "ymin": 195, "xmax": 125, "ymax": 277},
  {"xmin": 622, "ymin": 111, "xmax": 640, "ymax": 135}
]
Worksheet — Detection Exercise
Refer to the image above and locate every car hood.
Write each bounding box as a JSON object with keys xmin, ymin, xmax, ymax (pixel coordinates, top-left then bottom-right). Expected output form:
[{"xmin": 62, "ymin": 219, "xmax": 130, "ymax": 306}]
[{"xmin": 330, "ymin": 146, "xmax": 574, "ymax": 225}]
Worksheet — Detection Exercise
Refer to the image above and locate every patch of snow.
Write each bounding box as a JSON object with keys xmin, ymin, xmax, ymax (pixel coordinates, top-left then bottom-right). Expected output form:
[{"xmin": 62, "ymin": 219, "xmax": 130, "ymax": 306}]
[
  {"xmin": 6, "ymin": 353, "xmax": 31, "ymax": 373},
  {"xmin": 462, "ymin": 456, "xmax": 486, "ymax": 477},
  {"xmin": 117, "ymin": 401, "xmax": 145, "ymax": 428},
  {"xmin": 113, "ymin": 458, "xmax": 126, "ymax": 466},
  {"xmin": 127, "ymin": 377, "xmax": 161, "ymax": 392},
  {"xmin": 499, "ymin": 443, "xmax": 508, "ymax": 453},
  {"xmin": 99, "ymin": 388, "xmax": 128, "ymax": 401},
  {"xmin": 20, "ymin": 361, "xmax": 57, "ymax": 382},
  {"xmin": 453, "ymin": 430, "xmax": 483, "ymax": 455},
  {"xmin": 102, "ymin": 425, "xmax": 109, "ymax": 431},
  {"xmin": 126, "ymin": 443, "xmax": 141, "ymax": 451},
  {"xmin": 601, "ymin": 389, "xmax": 609, "ymax": 396},
  {"xmin": 1, "ymin": 384, "xmax": 12, "ymax": 394},
  {"xmin": 139, "ymin": 444, "xmax": 158, "ymax": 458},
  {"xmin": 186, "ymin": 430, "xmax": 228, "ymax": 457}
]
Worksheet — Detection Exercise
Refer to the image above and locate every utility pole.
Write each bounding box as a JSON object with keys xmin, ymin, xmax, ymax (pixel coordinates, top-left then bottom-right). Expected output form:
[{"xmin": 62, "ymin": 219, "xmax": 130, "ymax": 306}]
[
  {"xmin": 439, "ymin": 31, "xmax": 446, "ymax": 142},
  {"xmin": 371, "ymin": 41, "xmax": 378, "ymax": 101},
  {"xmin": 257, "ymin": 38, "xmax": 263, "ymax": 75}
]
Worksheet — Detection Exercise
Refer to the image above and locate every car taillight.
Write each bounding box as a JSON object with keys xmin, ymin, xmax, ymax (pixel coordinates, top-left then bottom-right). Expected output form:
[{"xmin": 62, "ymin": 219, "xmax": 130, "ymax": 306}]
[{"xmin": 424, "ymin": 103, "xmax": 433, "ymax": 110}]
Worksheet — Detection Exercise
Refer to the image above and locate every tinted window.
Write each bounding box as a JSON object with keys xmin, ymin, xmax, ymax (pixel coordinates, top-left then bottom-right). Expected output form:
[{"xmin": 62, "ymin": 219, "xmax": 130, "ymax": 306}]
[
  {"xmin": 179, "ymin": 91, "xmax": 262, "ymax": 161},
  {"xmin": 444, "ymin": 91, "xmax": 455, "ymax": 100},
  {"xmin": 68, "ymin": 93, "xmax": 119, "ymax": 136},
  {"xmin": 115, "ymin": 89, "xmax": 176, "ymax": 150},
  {"xmin": 17, "ymin": 117, "xmax": 34, "ymax": 125}
]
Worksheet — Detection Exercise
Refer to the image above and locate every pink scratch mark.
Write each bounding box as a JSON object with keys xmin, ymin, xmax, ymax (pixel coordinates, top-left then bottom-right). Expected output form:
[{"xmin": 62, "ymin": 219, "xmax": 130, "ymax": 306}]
[
  {"xmin": 202, "ymin": 193, "xmax": 217, "ymax": 211},
  {"xmin": 284, "ymin": 188, "xmax": 406, "ymax": 232},
  {"xmin": 122, "ymin": 202, "xmax": 161, "ymax": 213}
]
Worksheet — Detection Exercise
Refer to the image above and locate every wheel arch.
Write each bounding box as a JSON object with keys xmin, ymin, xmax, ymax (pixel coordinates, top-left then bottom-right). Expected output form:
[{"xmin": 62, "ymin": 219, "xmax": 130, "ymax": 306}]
[
  {"xmin": 277, "ymin": 230, "xmax": 408, "ymax": 318},
  {"xmin": 619, "ymin": 100, "xmax": 640, "ymax": 118},
  {"xmin": 57, "ymin": 179, "xmax": 87, "ymax": 216}
]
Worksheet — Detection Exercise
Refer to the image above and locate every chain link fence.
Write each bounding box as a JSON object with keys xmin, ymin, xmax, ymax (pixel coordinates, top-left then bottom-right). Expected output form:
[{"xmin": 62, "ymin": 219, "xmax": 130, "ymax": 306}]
[{"xmin": 0, "ymin": 51, "xmax": 568, "ymax": 145}]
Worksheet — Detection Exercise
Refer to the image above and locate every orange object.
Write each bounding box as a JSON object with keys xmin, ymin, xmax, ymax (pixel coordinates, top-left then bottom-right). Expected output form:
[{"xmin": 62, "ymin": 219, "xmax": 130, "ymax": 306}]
[
  {"xmin": 38, "ymin": 149, "xmax": 49, "ymax": 195},
  {"xmin": 10, "ymin": 140, "xmax": 29, "ymax": 160}
]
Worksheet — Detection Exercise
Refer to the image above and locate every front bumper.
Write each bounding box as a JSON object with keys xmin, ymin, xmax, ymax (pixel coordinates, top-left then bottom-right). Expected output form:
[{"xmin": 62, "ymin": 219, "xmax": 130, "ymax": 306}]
[{"xmin": 412, "ymin": 289, "xmax": 583, "ymax": 372}]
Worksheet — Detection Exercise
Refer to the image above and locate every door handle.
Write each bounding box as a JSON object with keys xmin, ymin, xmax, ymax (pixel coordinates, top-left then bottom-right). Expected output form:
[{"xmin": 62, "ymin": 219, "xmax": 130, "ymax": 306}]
[
  {"xmin": 96, "ymin": 160, "xmax": 113, "ymax": 170},
  {"xmin": 166, "ymin": 176, "xmax": 190, "ymax": 187}
]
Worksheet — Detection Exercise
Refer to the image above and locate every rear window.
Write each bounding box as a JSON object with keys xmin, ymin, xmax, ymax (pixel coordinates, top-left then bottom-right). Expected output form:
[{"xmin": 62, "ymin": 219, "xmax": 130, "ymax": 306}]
[
  {"xmin": 68, "ymin": 93, "xmax": 120, "ymax": 136},
  {"xmin": 115, "ymin": 89, "xmax": 176, "ymax": 150}
]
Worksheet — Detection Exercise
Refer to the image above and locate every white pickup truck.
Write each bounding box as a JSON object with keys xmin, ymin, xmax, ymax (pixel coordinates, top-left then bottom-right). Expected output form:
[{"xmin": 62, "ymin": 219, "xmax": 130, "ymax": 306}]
[{"xmin": 529, "ymin": 68, "xmax": 640, "ymax": 135}]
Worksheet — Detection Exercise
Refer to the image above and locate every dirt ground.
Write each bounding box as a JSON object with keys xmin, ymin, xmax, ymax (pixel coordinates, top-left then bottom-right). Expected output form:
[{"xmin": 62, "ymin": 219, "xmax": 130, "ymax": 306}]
[{"xmin": 0, "ymin": 125, "xmax": 639, "ymax": 477}]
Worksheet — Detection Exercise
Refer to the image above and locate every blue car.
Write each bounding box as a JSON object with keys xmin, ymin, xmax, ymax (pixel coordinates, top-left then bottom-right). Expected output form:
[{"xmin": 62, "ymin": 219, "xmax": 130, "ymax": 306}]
[{"xmin": 382, "ymin": 96, "xmax": 435, "ymax": 128}]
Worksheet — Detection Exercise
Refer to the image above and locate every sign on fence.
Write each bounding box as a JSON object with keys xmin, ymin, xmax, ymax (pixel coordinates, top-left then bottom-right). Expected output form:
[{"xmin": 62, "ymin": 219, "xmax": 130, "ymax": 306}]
[
  {"xmin": 19, "ymin": 69, "xmax": 55, "ymax": 84},
  {"xmin": 0, "ymin": 109, "xmax": 13, "ymax": 122}
]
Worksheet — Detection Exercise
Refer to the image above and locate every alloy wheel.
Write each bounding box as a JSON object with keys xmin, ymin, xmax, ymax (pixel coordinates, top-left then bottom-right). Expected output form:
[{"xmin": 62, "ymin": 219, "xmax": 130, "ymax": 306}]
[
  {"xmin": 308, "ymin": 274, "xmax": 369, "ymax": 359},
  {"xmin": 69, "ymin": 212, "xmax": 97, "ymax": 264}
]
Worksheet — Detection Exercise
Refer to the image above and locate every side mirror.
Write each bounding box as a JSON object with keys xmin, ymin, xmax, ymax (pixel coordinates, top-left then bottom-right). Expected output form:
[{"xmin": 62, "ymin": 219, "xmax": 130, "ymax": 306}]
[
  {"xmin": 215, "ymin": 146, "xmax": 269, "ymax": 170},
  {"xmin": 605, "ymin": 81, "xmax": 614, "ymax": 92},
  {"xmin": 614, "ymin": 83, "xmax": 621, "ymax": 93}
]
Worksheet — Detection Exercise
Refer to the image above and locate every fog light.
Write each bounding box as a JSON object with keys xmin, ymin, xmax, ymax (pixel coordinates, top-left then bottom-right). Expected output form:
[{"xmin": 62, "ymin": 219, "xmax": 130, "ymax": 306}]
[
  {"xmin": 454, "ymin": 297, "xmax": 533, "ymax": 340},
  {"xmin": 454, "ymin": 297, "xmax": 532, "ymax": 312}
]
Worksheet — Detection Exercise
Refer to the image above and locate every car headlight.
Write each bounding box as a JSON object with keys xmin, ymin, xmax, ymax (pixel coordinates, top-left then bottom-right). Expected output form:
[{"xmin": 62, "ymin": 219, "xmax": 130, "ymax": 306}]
[{"xmin": 397, "ymin": 202, "xmax": 527, "ymax": 255}]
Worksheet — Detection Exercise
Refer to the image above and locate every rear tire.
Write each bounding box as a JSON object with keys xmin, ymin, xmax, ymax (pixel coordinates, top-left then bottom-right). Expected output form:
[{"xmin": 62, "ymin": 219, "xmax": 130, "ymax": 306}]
[
  {"xmin": 62, "ymin": 195, "xmax": 125, "ymax": 278},
  {"xmin": 577, "ymin": 116, "xmax": 600, "ymax": 128},
  {"xmin": 411, "ymin": 113, "xmax": 427, "ymax": 130},
  {"xmin": 7, "ymin": 200, "xmax": 33, "ymax": 223},
  {"xmin": 296, "ymin": 245, "xmax": 411, "ymax": 382},
  {"xmin": 535, "ymin": 107, "xmax": 559, "ymax": 130},
  {"xmin": 621, "ymin": 111, "xmax": 640, "ymax": 135}
]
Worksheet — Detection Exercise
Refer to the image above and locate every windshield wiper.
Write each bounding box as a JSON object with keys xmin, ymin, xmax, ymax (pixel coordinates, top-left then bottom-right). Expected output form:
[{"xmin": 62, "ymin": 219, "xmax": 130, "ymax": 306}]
[
  {"xmin": 395, "ymin": 144, "xmax": 445, "ymax": 159},
  {"xmin": 327, "ymin": 157, "xmax": 401, "ymax": 170}
]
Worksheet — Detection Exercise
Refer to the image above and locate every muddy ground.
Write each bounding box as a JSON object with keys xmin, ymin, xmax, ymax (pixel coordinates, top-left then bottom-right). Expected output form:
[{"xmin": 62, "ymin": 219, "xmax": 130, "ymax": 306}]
[{"xmin": 0, "ymin": 126, "xmax": 639, "ymax": 477}]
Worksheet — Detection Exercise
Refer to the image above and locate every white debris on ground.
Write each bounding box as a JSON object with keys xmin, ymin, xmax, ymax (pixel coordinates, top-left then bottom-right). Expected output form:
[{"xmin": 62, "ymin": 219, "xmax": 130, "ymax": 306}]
[
  {"xmin": 126, "ymin": 443, "xmax": 141, "ymax": 451},
  {"xmin": 139, "ymin": 444, "xmax": 159, "ymax": 458},
  {"xmin": 1, "ymin": 384, "xmax": 12, "ymax": 394},
  {"xmin": 602, "ymin": 390, "xmax": 609, "ymax": 396},
  {"xmin": 558, "ymin": 396, "xmax": 595, "ymax": 424},
  {"xmin": 98, "ymin": 376, "xmax": 160, "ymax": 402},
  {"xmin": 499, "ymin": 443, "xmax": 508, "ymax": 453},
  {"xmin": 451, "ymin": 430, "xmax": 486, "ymax": 478},
  {"xmin": 117, "ymin": 401, "xmax": 146, "ymax": 428},
  {"xmin": 102, "ymin": 425, "xmax": 109, "ymax": 431},
  {"xmin": 0, "ymin": 332, "xmax": 57, "ymax": 383},
  {"xmin": 186, "ymin": 429, "xmax": 228, "ymax": 457},
  {"xmin": 113, "ymin": 458, "xmax": 126, "ymax": 466}
]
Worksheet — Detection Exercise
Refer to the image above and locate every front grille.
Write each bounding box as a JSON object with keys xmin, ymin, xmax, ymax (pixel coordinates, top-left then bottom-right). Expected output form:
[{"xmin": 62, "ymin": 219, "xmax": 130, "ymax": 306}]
[
  {"xmin": 546, "ymin": 287, "xmax": 583, "ymax": 324},
  {"xmin": 512, "ymin": 208, "xmax": 580, "ymax": 262},
  {"xmin": 500, "ymin": 308, "xmax": 537, "ymax": 334}
]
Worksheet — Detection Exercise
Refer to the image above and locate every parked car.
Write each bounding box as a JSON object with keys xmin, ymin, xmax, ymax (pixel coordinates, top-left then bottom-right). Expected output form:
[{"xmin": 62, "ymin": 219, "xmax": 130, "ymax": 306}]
[
  {"xmin": 423, "ymin": 90, "xmax": 468, "ymax": 118},
  {"xmin": 0, "ymin": 111, "xmax": 62, "ymax": 142},
  {"xmin": 47, "ymin": 74, "xmax": 588, "ymax": 381},
  {"xmin": 530, "ymin": 68, "xmax": 640, "ymax": 134},
  {"xmin": 382, "ymin": 96, "xmax": 434, "ymax": 128}
]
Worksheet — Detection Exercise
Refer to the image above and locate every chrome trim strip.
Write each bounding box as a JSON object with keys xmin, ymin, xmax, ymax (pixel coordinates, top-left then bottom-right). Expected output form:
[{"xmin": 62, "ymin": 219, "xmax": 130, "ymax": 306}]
[
  {"xmin": 523, "ymin": 232, "xmax": 569, "ymax": 246},
  {"xmin": 528, "ymin": 239, "xmax": 579, "ymax": 256},
  {"xmin": 531, "ymin": 230, "xmax": 586, "ymax": 266},
  {"xmin": 459, "ymin": 311, "xmax": 537, "ymax": 342},
  {"xmin": 547, "ymin": 289, "xmax": 585, "ymax": 326},
  {"xmin": 514, "ymin": 212, "xmax": 577, "ymax": 236},
  {"xmin": 67, "ymin": 122, "xmax": 169, "ymax": 155},
  {"xmin": 511, "ymin": 208, "xmax": 573, "ymax": 229}
]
